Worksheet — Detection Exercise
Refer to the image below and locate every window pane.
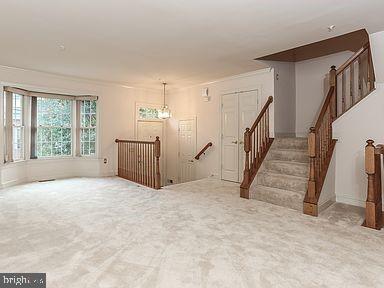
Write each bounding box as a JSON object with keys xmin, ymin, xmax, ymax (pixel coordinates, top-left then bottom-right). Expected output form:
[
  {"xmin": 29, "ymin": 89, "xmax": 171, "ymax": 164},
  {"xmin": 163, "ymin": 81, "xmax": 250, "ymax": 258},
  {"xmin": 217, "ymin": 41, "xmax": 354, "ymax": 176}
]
[
  {"xmin": 12, "ymin": 126, "xmax": 23, "ymax": 161},
  {"xmin": 138, "ymin": 107, "xmax": 159, "ymax": 120},
  {"xmin": 89, "ymin": 128, "xmax": 96, "ymax": 141},
  {"xmin": 89, "ymin": 142, "xmax": 96, "ymax": 155},
  {"xmin": 36, "ymin": 98, "xmax": 72, "ymax": 157}
]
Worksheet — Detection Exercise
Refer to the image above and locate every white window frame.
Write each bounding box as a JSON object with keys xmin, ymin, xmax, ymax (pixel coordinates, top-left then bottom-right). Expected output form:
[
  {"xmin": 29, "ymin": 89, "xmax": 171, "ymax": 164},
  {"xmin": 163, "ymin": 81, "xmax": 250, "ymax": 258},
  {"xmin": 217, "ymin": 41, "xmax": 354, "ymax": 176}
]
[{"xmin": 77, "ymin": 99, "xmax": 98, "ymax": 157}]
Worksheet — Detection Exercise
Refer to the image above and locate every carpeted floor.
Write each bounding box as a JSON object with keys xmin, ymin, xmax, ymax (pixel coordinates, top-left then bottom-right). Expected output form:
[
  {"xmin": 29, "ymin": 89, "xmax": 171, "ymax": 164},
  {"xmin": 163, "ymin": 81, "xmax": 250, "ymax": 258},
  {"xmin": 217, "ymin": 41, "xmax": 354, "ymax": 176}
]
[{"xmin": 0, "ymin": 177, "xmax": 383, "ymax": 287}]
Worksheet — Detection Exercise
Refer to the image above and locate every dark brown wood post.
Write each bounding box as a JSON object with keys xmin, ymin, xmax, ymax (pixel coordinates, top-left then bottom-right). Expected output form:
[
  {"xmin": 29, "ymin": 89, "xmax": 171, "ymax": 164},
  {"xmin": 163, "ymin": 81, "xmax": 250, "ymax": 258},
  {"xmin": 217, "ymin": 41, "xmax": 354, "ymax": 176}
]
[
  {"xmin": 329, "ymin": 65, "xmax": 337, "ymax": 120},
  {"xmin": 304, "ymin": 127, "xmax": 318, "ymax": 216},
  {"xmin": 240, "ymin": 128, "xmax": 251, "ymax": 199},
  {"xmin": 364, "ymin": 140, "xmax": 382, "ymax": 229},
  {"xmin": 154, "ymin": 136, "xmax": 161, "ymax": 189}
]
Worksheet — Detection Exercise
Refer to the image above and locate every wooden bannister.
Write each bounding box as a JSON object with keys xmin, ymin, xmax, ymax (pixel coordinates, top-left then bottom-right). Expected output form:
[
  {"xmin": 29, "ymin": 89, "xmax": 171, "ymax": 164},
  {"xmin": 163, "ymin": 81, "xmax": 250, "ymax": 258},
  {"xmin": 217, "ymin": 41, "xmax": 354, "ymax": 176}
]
[
  {"xmin": 363, "ymin": 140, "xmax": 383, "ymax": 230},
  {"xmin": 303, "ymin": 68, "xmax": 337, "ymax": 216},
  {"xmin": 195, "ymin": 142, "xmax": 213, "ymax": 160},
  {"xmin": 240, "ymin": 96, "xmax": 274, "ymax": 199},
  {"xmin": 336, "ymin": 43, "xmax": 375, "ymax": 117},
  {"xmin": 115, "ymin": 137, "xmax": 161, "ymax": 189},
  {"xmin": 304, "ymin": 43, "xmax": 376, "ymax": 216}
]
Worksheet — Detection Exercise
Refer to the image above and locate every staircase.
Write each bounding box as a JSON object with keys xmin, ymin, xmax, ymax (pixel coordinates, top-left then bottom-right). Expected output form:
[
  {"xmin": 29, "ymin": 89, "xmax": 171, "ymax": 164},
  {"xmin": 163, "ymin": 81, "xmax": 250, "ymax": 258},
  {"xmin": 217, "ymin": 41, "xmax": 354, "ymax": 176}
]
[
  {"xmin": 240, "ymin": 42, "xmax": 375, "ymax": 216},
  {"xmin": 250, "ymin": 137, "xmax": 309, "ymax": 211}
]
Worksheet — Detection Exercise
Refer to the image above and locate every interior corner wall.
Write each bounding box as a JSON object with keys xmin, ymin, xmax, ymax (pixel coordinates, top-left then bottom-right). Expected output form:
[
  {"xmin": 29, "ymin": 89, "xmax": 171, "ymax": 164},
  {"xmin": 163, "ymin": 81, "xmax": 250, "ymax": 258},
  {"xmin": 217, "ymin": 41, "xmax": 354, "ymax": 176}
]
[
  {"xmin": 295, "ymin": 51, "xmax": 353, "ymax": 137},
  {"xmin": 0, "ymin": 66, "xmax": 162, "ymax": 187},
  {"xmin": 165, "ymin": 69, "xmax": 274, "ymax": 184}
]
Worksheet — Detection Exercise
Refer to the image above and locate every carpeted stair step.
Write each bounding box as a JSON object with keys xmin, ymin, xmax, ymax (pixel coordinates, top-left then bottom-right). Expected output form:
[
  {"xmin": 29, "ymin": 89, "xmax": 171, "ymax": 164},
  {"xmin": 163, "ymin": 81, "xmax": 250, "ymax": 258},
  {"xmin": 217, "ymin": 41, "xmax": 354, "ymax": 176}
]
[
  {"xmin": 263, "ymin": 160, "xmax": 309, "ymax": 178},
  {"xmin": 273, "ymin": 137, "xmax": 308, "ymax": 150},
  {"xmin": 257, "ymin": 171, "xmax": 308, "ymax": 193},
  {"xmin": 250, "ymin": 184, "xmax": 304, "ymax": 211},
  {"xmin": 268, "ymin": 149, "xmax": 309, "ymax": 163}
]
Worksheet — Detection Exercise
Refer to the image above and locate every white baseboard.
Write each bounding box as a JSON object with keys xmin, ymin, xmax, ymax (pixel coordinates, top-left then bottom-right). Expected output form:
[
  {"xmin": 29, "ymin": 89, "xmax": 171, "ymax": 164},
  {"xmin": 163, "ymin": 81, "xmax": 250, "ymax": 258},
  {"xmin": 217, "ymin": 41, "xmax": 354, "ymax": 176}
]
[{"xmin": 1, "ymin": 177, "xmax": 28, "ymax": 189}]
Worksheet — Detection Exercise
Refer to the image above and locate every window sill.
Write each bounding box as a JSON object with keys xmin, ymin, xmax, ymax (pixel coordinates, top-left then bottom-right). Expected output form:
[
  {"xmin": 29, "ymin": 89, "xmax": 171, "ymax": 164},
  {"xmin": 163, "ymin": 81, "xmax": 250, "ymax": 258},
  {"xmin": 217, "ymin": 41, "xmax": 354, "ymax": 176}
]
[{"xmin": 2, "ymin": 156, "xmax": 100, "ymax": 166}]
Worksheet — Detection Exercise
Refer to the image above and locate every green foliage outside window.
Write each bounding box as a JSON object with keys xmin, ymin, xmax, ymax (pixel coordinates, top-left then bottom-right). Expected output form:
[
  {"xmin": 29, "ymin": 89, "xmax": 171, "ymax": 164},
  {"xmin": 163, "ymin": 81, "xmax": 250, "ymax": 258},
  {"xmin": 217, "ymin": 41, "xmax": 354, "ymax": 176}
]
[{"xmin": 138, "ymin": 107, "xmax": 159, "ymax": 120}]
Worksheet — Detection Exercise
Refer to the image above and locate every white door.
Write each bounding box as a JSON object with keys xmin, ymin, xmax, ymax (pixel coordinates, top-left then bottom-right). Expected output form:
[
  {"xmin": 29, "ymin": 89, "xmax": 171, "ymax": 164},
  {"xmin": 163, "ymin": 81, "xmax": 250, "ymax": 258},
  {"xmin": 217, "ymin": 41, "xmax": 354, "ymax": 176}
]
[
  {"xmin": 178, "ymin": 119, "xmax": 196, "ymax": 183},
  {"xmin": 221, "ymin": 94, "xmax": 239, "ymax": 182},
  {"xmin": 221, "ymin": 90, "xmax": 259, "ymax": 182}
]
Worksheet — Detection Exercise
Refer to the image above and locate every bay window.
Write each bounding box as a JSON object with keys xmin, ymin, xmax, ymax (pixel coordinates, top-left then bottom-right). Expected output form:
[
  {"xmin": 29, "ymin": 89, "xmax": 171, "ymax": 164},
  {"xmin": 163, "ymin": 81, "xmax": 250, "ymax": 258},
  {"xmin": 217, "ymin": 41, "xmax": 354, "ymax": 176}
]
[{"xmin": 3, "ymin": 86, "xmax": 98, "ymax": 162}]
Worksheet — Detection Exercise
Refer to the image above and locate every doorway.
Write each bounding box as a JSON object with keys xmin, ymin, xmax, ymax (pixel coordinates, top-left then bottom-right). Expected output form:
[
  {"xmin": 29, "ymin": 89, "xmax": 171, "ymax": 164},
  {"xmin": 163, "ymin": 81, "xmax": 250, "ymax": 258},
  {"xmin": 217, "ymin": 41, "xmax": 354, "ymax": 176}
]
[{"xmin": 221, "ymin": 89, "xmax": 260, "ymax": 182}]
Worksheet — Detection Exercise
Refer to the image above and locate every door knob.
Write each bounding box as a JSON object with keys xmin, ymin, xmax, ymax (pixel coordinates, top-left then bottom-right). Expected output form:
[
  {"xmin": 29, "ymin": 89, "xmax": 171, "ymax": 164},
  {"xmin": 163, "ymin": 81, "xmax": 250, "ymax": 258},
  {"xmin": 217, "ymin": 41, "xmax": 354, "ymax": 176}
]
[
  {"xmin": 239, "ymin": 141, "xmax": 244, "ymax": 144},
  {"xmin": 188, "ymin": 160, "xmax": 194, "ymax": 163},
  {"xmin": 231, "ymin": 141, "xmax": 238, "ymax": 144}
]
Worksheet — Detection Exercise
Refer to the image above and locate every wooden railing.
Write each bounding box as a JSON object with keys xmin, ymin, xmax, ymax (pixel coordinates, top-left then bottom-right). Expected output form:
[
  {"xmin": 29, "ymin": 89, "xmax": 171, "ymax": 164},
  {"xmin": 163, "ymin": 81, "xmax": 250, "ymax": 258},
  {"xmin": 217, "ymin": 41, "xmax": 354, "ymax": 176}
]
[
  {"xmin": 195, "ymin": 142, "xmax": 213, "ymax": 160},
  {"xmin": 115, "ymin": 137, "xmax": 161, "ymax": 189},
  {"xmin": 336, "ymin": 44, "xmax": 375, "ymax": 117},
  {"xmin": 240, "ymin": 96, "xmax": 274, "ymax": 199},
  {"xmin": 364, "ymin": 140, "xmax": 383, "ymax": 230},
  {"xmin": 304, "ymin": 43, "xmax": 375, "ymax": 216}
]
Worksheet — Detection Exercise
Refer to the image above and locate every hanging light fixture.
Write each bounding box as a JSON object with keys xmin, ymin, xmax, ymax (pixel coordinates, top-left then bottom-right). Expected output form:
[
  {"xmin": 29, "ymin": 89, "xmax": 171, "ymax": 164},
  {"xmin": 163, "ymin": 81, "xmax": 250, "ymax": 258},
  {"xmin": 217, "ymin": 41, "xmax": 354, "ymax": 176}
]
[{"xmin": 158, "ymin": 82, "xmax": 171, "ymax": 119}]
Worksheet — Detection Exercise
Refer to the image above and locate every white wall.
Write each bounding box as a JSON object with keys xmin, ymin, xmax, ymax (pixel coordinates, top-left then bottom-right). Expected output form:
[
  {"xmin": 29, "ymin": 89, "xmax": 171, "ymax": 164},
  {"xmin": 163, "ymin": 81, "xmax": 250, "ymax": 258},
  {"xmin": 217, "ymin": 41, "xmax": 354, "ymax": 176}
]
[
  {"xmin": 295, "ymin": 52, "xmax": 353, "ymax": 137},
  {"xmin": 268, "ymin": 61, "xmax": 296, "ymax": 136},
  {"xmin": 166, "ymin": 69, "xmax": 274, "ymax": 183},
  {"xmin": 0, "ymin": 66, "xmax": 162, "ymax": 187},
  {"xmin": 331, "ymin": 31, "xmax": 384, "ymax": 207}
]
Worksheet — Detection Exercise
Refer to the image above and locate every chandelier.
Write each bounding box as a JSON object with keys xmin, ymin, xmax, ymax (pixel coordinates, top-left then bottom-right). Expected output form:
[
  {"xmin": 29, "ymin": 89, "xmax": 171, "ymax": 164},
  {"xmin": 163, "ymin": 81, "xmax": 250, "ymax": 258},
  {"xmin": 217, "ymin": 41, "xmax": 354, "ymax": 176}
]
[{"xmin": 158, "ymin": 82, "xmax": 171, "ymax": 119}]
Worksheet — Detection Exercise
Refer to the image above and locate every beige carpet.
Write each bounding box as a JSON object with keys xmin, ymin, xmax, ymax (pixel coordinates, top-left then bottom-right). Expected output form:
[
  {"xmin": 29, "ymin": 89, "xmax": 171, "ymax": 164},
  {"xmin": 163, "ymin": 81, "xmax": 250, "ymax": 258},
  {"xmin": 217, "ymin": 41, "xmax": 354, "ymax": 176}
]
[{"xmin": 0, "ymin": 177, "xmax": 383, "ymax": 287}]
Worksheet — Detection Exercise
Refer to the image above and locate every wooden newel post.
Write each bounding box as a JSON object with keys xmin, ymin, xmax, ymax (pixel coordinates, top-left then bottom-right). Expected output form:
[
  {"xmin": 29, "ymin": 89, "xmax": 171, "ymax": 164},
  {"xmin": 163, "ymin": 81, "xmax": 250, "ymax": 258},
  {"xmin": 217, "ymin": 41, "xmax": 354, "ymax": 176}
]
[
  {"xmin": 240, "ymin": 128, "xmax": 251, "ymax": 199},
  {"xmin": 154, "ymin": 136, "xmax": 161, "ymax": 189},
  {"xmin": 304, "ymin": 127, "xmax": 318, "ymax": 216},
  {"xmin": 364, "ymin": 139, "xmax": 382, "ymax": 229}
]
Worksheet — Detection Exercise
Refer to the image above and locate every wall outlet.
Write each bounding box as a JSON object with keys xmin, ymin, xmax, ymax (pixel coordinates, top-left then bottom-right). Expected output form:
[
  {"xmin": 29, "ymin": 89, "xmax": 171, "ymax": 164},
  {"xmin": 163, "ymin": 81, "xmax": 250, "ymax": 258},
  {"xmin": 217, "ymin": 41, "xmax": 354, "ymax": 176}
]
[{"xmin": 103, "ymin": 158, "xmax": 108, "ymax": 164}]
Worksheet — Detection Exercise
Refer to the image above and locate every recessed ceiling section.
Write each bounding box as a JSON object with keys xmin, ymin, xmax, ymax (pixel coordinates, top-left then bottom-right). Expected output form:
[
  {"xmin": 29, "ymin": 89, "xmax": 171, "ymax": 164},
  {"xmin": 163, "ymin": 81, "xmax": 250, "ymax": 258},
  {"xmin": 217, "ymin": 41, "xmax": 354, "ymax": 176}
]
[{"xmin": 255, "ymin": 29, "xmax": 369, "ymax": 62}]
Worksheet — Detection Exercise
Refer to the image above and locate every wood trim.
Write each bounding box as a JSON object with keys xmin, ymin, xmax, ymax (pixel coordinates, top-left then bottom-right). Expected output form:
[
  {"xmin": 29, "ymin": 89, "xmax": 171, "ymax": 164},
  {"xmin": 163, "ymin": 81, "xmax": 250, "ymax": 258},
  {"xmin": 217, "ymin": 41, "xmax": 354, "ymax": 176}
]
[
  {"xmin": 115, "ymin": 139, "xmax": 155, "ymax": 144},
  {"xmin": 256, "ymin": 29, "xmax": 368, "ymax": 62},
  {"xmin": 314, "ymin": 87, "xmax": 334, "ymax": 130},
  {"xmin": 195, "ymin": 142, "xmax": 213, "ymax": 160}
]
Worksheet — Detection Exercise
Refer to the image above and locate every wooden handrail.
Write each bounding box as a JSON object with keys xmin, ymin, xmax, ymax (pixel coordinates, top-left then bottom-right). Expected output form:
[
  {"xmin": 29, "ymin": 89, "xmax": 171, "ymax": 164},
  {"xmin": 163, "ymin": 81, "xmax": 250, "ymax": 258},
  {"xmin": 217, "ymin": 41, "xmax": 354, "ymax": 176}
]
[
  {"xmin": 250, "ymin": 96, "xmax": 273, "ymax": 132},
  {"xmin": 240, "ymin": 96, "xmax": 274, "ymax": 199},
  {"xmin": 336, "ymin": 43, "xmax": 369, "ymax": 75},
  {"xmin": 314, "ymin": 86, "xmax": 335, "ymax": 131},
  {"xmin": 115, "ymin": 137, "xmax": 161, "ymax": 189},
  {"xmin": 115, "ymin": 139, "xmax": 154, "ymax": 144},
  {"xmin": 195, "ymin": 142, "xmax": 213, "ymax": 160},
  {"xmin": 363, "ymin": 140, "xmax": 383, "ymax": 230}
]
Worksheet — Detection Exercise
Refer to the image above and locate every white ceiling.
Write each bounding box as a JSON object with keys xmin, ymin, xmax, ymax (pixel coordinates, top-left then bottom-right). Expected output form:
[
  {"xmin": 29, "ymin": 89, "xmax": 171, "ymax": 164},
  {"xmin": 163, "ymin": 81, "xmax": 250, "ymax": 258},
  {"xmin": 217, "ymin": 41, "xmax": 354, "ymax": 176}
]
[{"xmin": 1, "ymin": 0, "xmax": 384, "ymax": 89}]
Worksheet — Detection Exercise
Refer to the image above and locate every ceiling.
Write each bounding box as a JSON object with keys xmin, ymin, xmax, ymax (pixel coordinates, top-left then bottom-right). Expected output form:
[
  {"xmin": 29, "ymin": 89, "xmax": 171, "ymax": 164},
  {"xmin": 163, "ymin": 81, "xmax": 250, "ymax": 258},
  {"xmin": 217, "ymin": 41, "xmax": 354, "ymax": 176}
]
[{"xmin": 1, "ymin": 0, "xmax": 384, "ymax": 89}]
